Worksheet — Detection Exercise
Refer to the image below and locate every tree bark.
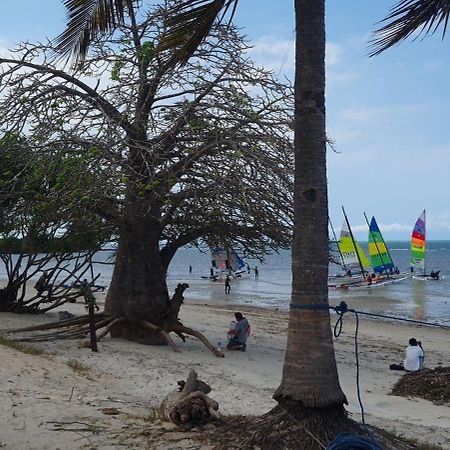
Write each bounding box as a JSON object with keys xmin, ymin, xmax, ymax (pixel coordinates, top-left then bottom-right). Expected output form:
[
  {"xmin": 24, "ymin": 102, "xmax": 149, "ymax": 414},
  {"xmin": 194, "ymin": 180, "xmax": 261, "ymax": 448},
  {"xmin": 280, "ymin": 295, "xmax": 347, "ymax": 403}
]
[
  {"xmin": 274, "ymin": 0, "xmax": 347, "ymax": 408},
  {"xmin": 105, "ymin": 212, "xmax": 170, "ymax": 344}
]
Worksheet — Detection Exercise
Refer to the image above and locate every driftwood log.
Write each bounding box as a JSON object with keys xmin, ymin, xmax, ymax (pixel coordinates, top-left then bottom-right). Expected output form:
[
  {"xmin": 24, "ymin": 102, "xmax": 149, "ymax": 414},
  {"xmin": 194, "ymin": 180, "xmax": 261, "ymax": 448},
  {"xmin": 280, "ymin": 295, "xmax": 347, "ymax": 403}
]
[{"xmin": 160, "ymin": 369, "xmax": 220, "ymax": 429}]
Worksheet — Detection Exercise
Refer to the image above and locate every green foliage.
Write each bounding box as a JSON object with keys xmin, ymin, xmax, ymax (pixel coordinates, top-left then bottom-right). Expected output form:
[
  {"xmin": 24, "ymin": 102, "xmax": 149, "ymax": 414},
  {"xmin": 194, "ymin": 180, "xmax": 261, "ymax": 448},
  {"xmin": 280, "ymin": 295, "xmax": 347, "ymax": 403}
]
[
  {"xmin": 111, "ymin": 60, "xmax": 124, "ymax": 81},
  {"xmin": 137, "ymin": 41, "xmax": 155, "ymax": 65},
  {"xmin": 0, "ymin": 133, "xmax": 114, "ymax": 254}
]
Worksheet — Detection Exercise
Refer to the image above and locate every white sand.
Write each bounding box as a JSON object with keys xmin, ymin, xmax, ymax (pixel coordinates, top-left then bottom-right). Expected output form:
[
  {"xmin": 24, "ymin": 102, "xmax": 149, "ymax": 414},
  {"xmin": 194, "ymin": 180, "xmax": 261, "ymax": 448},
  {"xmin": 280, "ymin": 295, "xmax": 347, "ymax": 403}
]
[{"xmin": 0, "ymin": 296, "xmax": 449, "ymax": 449}]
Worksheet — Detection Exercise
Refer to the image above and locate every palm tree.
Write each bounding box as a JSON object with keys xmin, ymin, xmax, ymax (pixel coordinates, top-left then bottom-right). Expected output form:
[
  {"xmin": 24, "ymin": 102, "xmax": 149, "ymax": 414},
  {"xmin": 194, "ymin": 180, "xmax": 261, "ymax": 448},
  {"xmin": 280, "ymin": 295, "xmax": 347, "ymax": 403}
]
[
  {"xmin": 54, "ymin": 0, "xmax": 449, "ymax": 444},
  {"xmin": 370, "ymin": 0, "xmax": 450, "ymax": 56}
]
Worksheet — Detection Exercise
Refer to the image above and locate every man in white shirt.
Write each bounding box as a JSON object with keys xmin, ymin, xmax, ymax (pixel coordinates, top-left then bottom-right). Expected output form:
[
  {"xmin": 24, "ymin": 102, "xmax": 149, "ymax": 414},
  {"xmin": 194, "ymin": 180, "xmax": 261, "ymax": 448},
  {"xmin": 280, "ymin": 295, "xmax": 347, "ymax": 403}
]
[{"xmin": 403, "ymin": 338, "xmax": 424, "ymax": 372}]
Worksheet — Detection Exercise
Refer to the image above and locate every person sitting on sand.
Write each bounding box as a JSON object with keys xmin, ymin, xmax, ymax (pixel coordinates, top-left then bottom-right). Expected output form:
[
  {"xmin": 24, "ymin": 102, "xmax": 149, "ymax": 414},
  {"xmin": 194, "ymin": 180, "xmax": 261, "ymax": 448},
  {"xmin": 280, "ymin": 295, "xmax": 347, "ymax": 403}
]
[
  {"xmin": 390, "ymin": 338, "xmax": 424, "ymax": 372},
  {"xmin": 227, "ymin": 312, "xmax": 250, "ymax": 351}
]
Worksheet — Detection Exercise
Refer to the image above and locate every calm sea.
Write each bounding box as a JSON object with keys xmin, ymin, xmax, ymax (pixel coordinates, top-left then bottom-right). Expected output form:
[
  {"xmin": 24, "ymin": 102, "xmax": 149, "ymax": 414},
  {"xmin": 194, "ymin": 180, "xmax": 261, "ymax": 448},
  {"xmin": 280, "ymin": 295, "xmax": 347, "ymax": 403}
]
[
  {"xmin": 1, "ymin": 241, "xmax": 449, "ymax": 326},
  {"xmin": 163, "ymin": 241, "xmax": 450, "ymax": 326}
]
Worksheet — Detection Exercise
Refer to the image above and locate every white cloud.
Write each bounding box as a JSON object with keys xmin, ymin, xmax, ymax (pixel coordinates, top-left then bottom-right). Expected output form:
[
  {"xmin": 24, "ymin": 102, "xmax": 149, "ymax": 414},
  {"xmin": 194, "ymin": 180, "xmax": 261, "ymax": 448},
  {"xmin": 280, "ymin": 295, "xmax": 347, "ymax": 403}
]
[
  {"xmin": 338, "ymin": 103, "xmax": 426, "ymax": 122},
  {"xmin": 351, "ymin": 223, "xmax": 411, "ymax": 233},
  {"xmin": 247, "ymin": 36, "xmax": 343, "ymax": 75},
  {"xmin": 326, "ymin": 42, "xmax": 342, "ymax": 66},
  {"xmin": 0, "ymin": 38, "xmax": 11, "ymax": 57},
  {"xmin": 423, "ymin": 60, "xmax": 443, "ymax": 71}
]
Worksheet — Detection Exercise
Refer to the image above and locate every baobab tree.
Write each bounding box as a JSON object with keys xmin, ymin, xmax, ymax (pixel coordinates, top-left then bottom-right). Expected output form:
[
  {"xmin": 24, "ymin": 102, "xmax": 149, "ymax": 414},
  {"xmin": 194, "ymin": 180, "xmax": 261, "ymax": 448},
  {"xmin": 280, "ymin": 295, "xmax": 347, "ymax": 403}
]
[{"xmin": 0, "ymin": 5, "xmax": 294, "ymax": 350}]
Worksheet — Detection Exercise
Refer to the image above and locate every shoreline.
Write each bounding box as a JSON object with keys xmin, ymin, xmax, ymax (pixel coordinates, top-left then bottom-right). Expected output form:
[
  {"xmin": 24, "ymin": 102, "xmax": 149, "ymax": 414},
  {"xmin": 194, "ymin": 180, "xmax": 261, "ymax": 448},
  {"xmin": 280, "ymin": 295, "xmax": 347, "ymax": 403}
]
[{"xmin": 0, "ymin": 301, "xmax": 449, "ymax": 449}]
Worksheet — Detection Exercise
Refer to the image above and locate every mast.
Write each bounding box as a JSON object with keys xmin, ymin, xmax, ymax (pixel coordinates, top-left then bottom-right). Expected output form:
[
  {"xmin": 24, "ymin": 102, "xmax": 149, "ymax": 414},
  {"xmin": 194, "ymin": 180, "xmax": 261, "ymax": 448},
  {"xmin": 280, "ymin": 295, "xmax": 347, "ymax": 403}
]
[
  {"xmin": 423, "ymin": 209, "xmax": 427, "ymax": 275},
  {"xmin": 364, "ymin": 212, "xmax": 390, "ymax": 278},
  {"xmin": 341, "ymin": 206, "xmax": 366, "ymax": 279},
  {"xmin": 328, "ymin": 217, "xmax": 347, "ymax": 272}
]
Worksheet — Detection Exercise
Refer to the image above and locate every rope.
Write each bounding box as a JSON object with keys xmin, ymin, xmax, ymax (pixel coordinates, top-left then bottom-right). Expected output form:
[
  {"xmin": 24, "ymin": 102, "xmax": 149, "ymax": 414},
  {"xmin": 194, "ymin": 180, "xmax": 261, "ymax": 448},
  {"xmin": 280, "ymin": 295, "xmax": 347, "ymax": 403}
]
[
  {"xmin": 289, "ymin": 300, "xmax": 450, "ymax": 448},
  {"xmin": 290, "ymin": 301, "xmax": 450, "ymax": 330},
  {"xmin": 326, "ymin": 432, "xmax": 385, "ymax": 450}
]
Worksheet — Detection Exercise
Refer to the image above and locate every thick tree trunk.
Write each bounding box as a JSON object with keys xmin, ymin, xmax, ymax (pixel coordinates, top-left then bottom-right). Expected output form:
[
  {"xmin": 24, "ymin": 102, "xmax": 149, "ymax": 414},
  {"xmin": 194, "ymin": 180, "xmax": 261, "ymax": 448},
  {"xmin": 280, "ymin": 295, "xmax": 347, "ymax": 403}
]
[
  {"xmin": 105, "ymin": 215, "xmax": 170, "ymax": 344},
  {"xmin": 0, "ymin": 284, "xmax": 19, "ymax": 312},
  {"xmin": 274, "ymin": 0, "xmax": 346, "ymax": 408}
]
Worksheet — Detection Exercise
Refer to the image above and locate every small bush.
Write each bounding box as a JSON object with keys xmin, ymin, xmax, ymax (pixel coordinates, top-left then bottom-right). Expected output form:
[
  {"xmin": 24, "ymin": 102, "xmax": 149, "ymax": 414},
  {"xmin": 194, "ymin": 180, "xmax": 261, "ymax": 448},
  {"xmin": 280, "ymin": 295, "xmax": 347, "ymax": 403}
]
[
  {"xmin": 0, "ymin": 335, "xmax": 47, "ymax": 355},
  {"xmin": 66, "ymin": 359, "xmax": 90, "ymax": 373}
]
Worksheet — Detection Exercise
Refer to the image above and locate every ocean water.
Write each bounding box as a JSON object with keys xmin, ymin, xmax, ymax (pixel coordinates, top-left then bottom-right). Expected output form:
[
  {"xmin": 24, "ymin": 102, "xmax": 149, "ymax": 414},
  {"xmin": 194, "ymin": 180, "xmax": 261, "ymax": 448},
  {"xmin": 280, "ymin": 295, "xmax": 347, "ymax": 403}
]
[
  {"xmin": 163, "ymin": 241, "xmax": 450, "ymax": 326},
  {"xmin": 1, "ymin": 241, "xmax": 449, "ymax": 326}
]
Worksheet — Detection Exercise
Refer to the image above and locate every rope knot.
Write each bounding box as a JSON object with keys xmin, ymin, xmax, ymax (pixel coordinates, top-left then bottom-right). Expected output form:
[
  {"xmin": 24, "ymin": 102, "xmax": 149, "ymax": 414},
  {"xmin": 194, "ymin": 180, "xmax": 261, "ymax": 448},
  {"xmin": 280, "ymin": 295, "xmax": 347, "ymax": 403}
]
[{"xmin": 334, "ymin": 301, "xmax": 348, "ymax": 315}]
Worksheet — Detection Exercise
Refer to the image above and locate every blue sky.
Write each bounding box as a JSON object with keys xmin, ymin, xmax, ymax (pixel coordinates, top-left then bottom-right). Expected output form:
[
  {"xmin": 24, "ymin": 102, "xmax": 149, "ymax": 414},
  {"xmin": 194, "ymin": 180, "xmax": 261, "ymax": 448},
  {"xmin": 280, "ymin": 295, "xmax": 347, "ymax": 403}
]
[{"xmin": 1, "ymin": 1, "xmax": 449, "ymax": 240}]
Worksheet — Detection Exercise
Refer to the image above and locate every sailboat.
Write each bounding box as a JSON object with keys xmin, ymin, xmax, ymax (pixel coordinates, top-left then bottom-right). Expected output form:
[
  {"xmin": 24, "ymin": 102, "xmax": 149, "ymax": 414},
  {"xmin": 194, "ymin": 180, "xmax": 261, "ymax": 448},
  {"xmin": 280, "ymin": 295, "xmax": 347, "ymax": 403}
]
[
  {"xmin": 328, "ymin": 208, "xmax": 370, "ymax": 288},
  {"xmin": 338, "ymin": 219, "xmax": 370, "ymax": 276},
  {"xmin": 411, "ymin": 210, "xmax": 441, "ymax": 281},
  {"xmin": 365, "ymin": 214, "xmax": 408, "ymax": 286},
  {"xmin": 366, "ymin": 214, "xmax": 396, "ymax": 275},
  {"xmin": 209, "ymin": 246, "xmax": 248, "ymax": 280}
]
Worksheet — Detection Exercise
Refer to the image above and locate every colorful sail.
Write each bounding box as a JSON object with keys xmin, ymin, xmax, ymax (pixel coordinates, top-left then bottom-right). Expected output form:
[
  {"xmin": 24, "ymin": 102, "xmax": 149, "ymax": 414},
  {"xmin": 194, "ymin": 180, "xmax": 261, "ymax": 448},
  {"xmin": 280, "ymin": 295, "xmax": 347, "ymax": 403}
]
[
  {"xmin": 411, "ymin": 210, "xmax": 426, "ymax": 272},
  {"xmin": 211, "ymin": 247, "xmax": 246, "ymax": 272},
  {"xmin": 368, "ymin": 217, "xmax": 394, "ymax": 273},
  {"xmin": 338, "ymin": 220, "xmax": 370, "ymax": 271}
]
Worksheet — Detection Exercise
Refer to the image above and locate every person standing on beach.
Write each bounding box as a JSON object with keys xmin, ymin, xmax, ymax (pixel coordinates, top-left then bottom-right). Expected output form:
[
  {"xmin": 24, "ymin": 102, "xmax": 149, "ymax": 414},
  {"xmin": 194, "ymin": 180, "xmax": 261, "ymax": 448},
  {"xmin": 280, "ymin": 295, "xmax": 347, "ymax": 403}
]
[
  {"xmin": 189, "ymin": 265, "xmax": 192, "ymax": 274},
  {"xmin": 225, "ymin": 275, "xmax": 231, "ymax": 294},
  {"xmin": 254, "ymin": 266, "xmax": 259, "ymax": 278}
]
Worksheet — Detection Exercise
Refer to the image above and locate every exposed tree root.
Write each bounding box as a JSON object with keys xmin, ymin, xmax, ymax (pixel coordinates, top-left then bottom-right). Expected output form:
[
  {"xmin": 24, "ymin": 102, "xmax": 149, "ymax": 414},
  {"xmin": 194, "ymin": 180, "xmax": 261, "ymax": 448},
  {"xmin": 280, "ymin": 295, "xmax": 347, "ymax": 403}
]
[
  {"xmin": 210, "ymin": 401, "xmax": 420, "ymax": 450},
  {"xmin": 1, "ymin": 313, "xmax": 97, "ymax": 333},
  {"xmin": 1, "ymin": 284, "xmax": 222, "ymax": 357},
  {"xmin": 97, "ymin": 317, "xmax": 126, "ymax": 342},
  {"xmin": 169, "ymin": 323, "xmax": 224, "ymax": 357},
  {"xmin": 140, "ymin": 320, "xmax": 180, "ymax": 353}
]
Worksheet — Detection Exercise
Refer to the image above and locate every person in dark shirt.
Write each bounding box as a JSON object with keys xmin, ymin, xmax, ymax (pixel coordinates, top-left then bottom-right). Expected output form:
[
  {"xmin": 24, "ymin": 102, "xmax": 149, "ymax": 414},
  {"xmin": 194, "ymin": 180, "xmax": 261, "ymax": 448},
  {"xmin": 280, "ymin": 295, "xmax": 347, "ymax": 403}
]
[
  {"xmin": 227, "ymin": 312, "xmax": 250, "ymax": 351},
  {"xmin": 225, "ymin": 275, "xmax": 231, "ymax": 294}
]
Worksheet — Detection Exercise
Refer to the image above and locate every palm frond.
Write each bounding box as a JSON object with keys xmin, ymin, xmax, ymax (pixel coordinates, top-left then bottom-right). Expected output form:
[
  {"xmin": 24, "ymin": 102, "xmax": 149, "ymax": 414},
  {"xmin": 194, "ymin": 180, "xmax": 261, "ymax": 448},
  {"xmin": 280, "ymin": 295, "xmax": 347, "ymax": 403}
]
[
  {"xmin": 54, "ymin": 0, "xmax": 134, "ymax": 61},
  {"xmin": 369, "ymin": 0, "xmax": 450, "ymax": 56},
  {"xmin": 158, "ymin": 0, "xmax": 239, "ymax": 65}
]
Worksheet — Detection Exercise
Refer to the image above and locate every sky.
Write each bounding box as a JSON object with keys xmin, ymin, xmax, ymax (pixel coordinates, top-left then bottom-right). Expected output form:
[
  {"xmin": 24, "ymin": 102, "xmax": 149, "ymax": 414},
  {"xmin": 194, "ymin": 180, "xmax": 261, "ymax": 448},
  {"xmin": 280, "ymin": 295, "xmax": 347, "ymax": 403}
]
[{"xmin": 1, "ymin": 1, "xmax": 449, "ymax": 240}]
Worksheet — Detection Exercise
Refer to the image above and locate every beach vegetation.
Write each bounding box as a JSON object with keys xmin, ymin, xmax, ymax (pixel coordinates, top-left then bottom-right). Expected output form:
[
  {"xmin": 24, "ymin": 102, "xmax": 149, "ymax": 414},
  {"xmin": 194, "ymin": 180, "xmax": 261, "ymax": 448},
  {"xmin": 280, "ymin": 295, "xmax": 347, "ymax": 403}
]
[
  {"xmin": 0, "ymin": 135, "xmax": 113, "ymax": 313},
  {"xmin": 66, "ymin": 358, "xmax": 90, "ymax": 373},
  {"xmin": 0, "ymin": 335, "xmax": 47, "ymax": 355},
  {"xmin": 0, "ymin": 3, "xmax": 293, "ymax": 347}
]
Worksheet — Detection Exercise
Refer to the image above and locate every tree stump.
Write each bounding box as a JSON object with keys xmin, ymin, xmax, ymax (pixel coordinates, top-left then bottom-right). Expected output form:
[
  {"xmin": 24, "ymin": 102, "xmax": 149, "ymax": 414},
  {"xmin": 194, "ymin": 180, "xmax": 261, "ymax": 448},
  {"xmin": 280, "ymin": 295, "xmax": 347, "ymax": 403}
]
[{"xmin": 160, "ymin": 369, "xmax": 219, "ymax": 429}]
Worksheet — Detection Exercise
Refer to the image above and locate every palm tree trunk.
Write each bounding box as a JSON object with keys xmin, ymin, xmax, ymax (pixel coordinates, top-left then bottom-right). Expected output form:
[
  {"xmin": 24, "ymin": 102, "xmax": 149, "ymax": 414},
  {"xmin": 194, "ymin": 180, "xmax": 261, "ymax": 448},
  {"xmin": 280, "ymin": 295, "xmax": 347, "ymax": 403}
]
[{"xmin": 274, "ymin": 0, "xmax": 347, "ymax": 408}]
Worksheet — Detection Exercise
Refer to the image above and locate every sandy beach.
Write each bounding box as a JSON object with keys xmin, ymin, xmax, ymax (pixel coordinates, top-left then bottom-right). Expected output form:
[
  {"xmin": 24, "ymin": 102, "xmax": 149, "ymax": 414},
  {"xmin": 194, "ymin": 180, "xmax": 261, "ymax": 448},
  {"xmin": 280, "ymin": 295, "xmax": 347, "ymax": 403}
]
[{"xmin": 0, "ymin": 293, "xmax": 449, "ymax": 450}]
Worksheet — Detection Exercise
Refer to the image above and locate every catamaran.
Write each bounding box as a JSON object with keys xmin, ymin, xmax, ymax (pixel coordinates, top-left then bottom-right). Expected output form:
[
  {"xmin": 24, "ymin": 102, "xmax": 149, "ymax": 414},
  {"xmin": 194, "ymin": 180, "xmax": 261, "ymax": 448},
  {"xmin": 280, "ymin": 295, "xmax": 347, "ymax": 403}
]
[
  {"xmin": 364, "ymin": 213, "xmax": 408, "ymax": 286},
  {"xmin": 209, "ymin": 246, "xmax": 248, "ymax": 280},
  {"xmin": 328, "ymin": 208, "xmax": 370, "ymax": 288},
  {"xmin": 411, "ymin": 209, "xmax": 441, "ymax": 281}
]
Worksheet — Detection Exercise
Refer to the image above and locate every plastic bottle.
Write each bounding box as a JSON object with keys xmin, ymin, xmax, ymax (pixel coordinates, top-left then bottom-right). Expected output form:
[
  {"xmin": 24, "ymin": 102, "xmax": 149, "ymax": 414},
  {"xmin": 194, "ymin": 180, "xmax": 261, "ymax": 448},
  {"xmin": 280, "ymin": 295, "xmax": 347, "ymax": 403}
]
[{"xmin": 217, "ymin": 339, "xmax": 222, "ymax": 352}]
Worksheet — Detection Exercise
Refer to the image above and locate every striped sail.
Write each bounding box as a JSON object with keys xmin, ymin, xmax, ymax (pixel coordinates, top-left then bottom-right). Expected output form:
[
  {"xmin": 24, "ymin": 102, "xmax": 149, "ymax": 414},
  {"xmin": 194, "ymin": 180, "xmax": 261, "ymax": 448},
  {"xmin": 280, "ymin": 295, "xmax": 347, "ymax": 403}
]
[
  {"xmin": 339, "ymin": 221, "xmax": 370, "ymax": 271},
  {"xmin": 411, "ymin": 210, "xmax": 426, "ymax": 272},
  {"xmin": 368, "ymin": 217, "xmax": 394, "ymax": 273}
]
